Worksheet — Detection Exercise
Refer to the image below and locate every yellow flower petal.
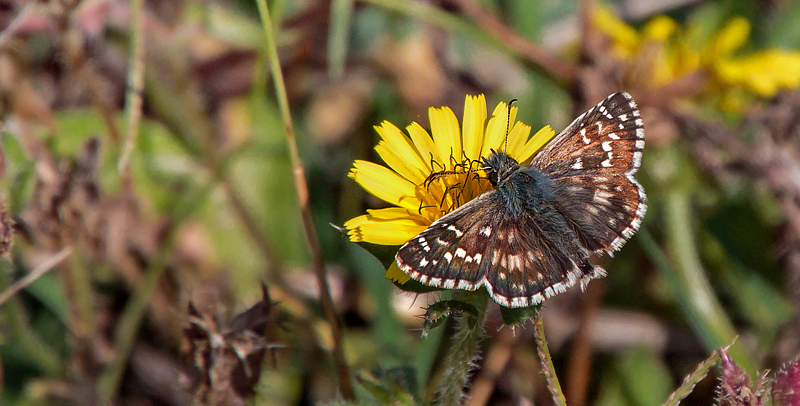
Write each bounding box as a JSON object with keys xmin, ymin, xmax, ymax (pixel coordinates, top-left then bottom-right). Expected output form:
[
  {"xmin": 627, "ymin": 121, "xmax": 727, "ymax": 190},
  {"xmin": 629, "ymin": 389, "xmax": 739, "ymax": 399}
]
[
  {"xmin": 345, "ymin": 208, "xmax": 428, "ymax": 245},
  {"xmin": 593, "ymin": 7, "xmax": 640, "ymax": 58},
  {"xmin": 481, "ymin": 101, "xmax": 510, "ymax": 157},
  {"xmin": 406, "ymin": 122, "xmax": 437, "ymax": 171},
  {"xmin": 429, "ymin": 106, "xmax": 462, "ymax": 170},
  {"xmin": 385, "ymin": 262, "xmax": 411, "ymax": 284},
  {"xmin": 347, "ymin": 215, "xmax": 427, "ymax": 245},
  {"xmin": 710, "ymin": 17, "xmax": 750, "ymax": 59},
  {"xmin": 461, "ymin": 94, "xmax": 487, "ymax": 161},
  {"xmin": 374, "ymin": 121, "xmax": 430, "ymax": 184},
  {"xmin": 365, "ymin": 207, "xmax": 419, "ymax": 220},
  {"xmin": 643, "ymin": 15, "xmax": 677, "ymax": 42},
  {"xmin": 505, "ymin": 121, "xmax": 531, "ymax": 160},
  {"xmin": 349, "ymin": 160, "xmax": 421, "ymax": 211},
  {"xmin": 514, "ymin": 125, "xmax": 554, "ymax": 164}
]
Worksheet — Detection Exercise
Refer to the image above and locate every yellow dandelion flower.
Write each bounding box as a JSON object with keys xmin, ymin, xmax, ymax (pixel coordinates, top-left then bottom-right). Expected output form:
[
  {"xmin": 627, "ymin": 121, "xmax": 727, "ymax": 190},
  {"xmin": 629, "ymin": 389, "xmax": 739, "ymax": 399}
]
[
  {"xmin": 345, "ymin": 95, "xmax": 555, "ymax": 283},
  {"xmin": 593, "ymin": 8, "xmax": 800, "ymax": 112}
]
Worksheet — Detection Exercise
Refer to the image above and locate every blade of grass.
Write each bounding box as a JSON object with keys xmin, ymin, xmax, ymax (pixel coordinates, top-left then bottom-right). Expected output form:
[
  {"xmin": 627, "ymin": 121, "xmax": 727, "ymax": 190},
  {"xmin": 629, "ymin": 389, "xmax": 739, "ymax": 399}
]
[
  {"xmin": 118, "ymin": 0, "xmax": 145, "ymax": 180},
  {"xmin": 639, "ymin": 223, "xmax": 755, "ymax": 374},
  {"xmin": 329, "ymin": 0, "xmax": 355, "ymax": 79},
  {"xmin": 0, "ymin": 258, "xmax": 62, "ymax": 376},
  {"xmin": 254, "ymin": 0, "xmax": 355, "ymax": 399},
  {"xmin": 363, "ymin": 0, "xmax": 577, "ymax": 85}
]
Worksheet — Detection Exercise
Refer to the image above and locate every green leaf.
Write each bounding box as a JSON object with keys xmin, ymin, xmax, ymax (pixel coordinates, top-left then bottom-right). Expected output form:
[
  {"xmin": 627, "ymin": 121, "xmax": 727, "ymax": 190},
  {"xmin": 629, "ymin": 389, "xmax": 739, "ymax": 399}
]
[
  {"xmin": 499, "ymin": 302, "xmax": 540, "ymax": 326},
  {"xmin": 328, "ymin": 0, "xmax": 355, "ymax": 79}
]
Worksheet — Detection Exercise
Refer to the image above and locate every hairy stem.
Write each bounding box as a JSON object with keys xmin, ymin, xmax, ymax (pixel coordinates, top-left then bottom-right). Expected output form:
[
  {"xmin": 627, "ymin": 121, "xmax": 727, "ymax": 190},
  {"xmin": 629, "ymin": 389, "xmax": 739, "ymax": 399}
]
[
  {"xmin": 533, "ymin": 312, "xmax": 567, "ymax": 406},
  {"xmin": 437, "ymin": 290, "xmax": 488, "ymax": 406}
]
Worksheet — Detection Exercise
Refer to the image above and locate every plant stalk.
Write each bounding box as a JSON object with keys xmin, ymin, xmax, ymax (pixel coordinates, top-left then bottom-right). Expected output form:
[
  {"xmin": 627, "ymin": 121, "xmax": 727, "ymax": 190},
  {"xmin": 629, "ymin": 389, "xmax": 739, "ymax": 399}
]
[{"xmin": 254, "ymin": 0, "xmax": 355, "ymax": 399}]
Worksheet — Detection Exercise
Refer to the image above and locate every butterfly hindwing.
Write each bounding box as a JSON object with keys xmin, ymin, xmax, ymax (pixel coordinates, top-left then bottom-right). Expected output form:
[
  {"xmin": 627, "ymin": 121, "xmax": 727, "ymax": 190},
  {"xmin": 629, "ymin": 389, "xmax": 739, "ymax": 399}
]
[
  {"xmin": 479, "ymin": 208, "xmax": 596, "ymax": 307},
  {"xmin": 550, "ymin": 174, "xmax": 646, "ymax": 254}
]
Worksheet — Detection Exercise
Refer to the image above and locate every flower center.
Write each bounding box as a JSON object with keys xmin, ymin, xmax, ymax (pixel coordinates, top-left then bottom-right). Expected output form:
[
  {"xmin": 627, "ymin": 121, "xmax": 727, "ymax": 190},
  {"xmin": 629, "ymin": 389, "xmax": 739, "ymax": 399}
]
[{"xmin": 416, "ymin": 155, "xmax": 492, "ymax": 222}]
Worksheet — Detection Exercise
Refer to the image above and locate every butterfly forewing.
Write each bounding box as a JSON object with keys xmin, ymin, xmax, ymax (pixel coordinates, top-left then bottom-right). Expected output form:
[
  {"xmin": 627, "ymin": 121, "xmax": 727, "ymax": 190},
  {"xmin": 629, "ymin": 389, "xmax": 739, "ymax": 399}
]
[
  {"xmin": 530, "ymin": 92, "xmax": 646, "ymax": 254},
  {"xmin": 531, "ymin": 92, "xmax": 644, "ymax": 177}
]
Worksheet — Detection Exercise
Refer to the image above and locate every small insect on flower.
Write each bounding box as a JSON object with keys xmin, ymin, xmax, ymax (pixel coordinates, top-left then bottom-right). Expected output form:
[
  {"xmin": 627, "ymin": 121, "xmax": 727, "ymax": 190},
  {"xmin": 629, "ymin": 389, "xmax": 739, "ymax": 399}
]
[{"xmin": 347, "ymin": 93, "xmax": 646, "ymax": 308}]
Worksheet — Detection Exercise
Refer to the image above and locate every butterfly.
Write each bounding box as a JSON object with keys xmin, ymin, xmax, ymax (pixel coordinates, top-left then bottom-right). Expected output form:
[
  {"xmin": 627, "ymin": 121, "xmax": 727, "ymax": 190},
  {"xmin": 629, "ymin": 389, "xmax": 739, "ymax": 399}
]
[{"xmin": 395, "ymin": 92, "xmax": 646, "ymax": 308}]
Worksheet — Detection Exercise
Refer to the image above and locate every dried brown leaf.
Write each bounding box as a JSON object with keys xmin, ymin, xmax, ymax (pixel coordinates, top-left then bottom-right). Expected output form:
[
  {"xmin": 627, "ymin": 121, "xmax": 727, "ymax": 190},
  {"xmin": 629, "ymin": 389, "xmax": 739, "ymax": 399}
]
[{"xmin": 182, "ymin": 284, "xmax": 282, "ymax": 406}]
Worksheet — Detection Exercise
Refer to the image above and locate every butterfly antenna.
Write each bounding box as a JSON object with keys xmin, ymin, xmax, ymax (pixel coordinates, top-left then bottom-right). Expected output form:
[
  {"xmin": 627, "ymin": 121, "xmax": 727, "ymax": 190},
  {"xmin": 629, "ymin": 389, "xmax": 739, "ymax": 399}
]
[{"xmin": 503, "ymin": 98, "xmax": 518, "ymax": 154}]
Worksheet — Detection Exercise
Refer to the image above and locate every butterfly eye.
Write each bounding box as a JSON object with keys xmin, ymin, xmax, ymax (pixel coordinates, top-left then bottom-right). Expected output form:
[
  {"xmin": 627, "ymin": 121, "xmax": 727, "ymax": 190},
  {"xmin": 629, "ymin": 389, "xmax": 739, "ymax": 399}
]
[{"xmin": 487, "ymin": 170, "xmax": 499, "ymax": 186}]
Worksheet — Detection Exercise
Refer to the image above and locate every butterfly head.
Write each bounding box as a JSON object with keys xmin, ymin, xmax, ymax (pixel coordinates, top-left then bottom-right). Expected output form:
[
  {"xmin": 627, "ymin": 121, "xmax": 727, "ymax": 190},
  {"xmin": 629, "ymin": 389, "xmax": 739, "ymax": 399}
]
[{"xmin": 482, "ymin": 150, "xmax": 519, "ymax": 186}]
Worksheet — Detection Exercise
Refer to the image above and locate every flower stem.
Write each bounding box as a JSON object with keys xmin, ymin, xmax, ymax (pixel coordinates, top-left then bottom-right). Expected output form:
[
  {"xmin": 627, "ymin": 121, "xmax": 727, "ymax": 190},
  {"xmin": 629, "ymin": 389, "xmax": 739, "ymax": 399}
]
[
  {"xmin": 533, "ymin": 312, "xmax": 567, "ymax": 406},
  {"xmin": 436, "ymin": 290, "xmax": 488, "ymax": 406}
]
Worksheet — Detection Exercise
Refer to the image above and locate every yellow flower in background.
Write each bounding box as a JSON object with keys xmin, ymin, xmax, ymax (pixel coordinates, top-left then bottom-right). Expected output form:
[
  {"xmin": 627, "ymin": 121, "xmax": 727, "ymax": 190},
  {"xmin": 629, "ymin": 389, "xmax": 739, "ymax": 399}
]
[
  {"xmin": 345, "ymin": 95, "xmax": 555, "ymax": 282},
  {"xmin": 593, "ymin": 9, "xmax": 800, "ymax": 111}
]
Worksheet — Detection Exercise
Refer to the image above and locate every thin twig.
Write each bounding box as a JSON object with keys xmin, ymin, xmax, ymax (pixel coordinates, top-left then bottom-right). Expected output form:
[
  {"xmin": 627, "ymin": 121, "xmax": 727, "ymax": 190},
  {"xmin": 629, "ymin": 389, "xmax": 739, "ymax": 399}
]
[
  {"xmin": 0, "ymin": 247, "xmax": 72, "ymax": 306},
  {"xmin": 254, "ymin": 1, "xmax": 355, "ymax": 400},
  {"xmin": 118, "ymin": 0, "xmax": 146, "ymax": 180},
  {"xmin": 0, "ymin": 258, "xmax": 62, "ymax": 375},
  {"xmin": 578, "ymin": 0, "xmax": 596, "ymax": 61},
  {"xmin": 533, "ymin": 312, "xmax": 568, "ymax": 406},
  {"xmin": 452, "ymin": 0, "xmax": 579, "ymax": 86}
]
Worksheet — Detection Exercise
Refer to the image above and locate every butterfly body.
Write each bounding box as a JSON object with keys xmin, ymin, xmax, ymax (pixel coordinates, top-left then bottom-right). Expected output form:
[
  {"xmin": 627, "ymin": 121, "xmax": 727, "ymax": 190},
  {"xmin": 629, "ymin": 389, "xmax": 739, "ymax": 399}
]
[{"xmin": 396, "ymin": 92, "xmax": 646, "ymax": 308}]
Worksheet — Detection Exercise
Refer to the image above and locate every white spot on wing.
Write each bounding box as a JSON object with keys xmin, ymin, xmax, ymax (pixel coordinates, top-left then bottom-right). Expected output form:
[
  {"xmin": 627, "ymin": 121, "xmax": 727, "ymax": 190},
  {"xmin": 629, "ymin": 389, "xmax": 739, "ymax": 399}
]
[
  {"xmin": 447, "ymin": 224, "xmax": 463, "ymax": 237},
  {"xmin": 602, "ymin": 141, "xmax": 613, "ymax": 151},
  {"xmin": 633, "ymin": 151, "xmax": 642, "ymax": 168}
]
